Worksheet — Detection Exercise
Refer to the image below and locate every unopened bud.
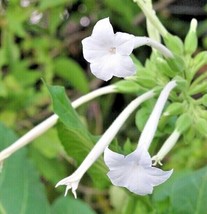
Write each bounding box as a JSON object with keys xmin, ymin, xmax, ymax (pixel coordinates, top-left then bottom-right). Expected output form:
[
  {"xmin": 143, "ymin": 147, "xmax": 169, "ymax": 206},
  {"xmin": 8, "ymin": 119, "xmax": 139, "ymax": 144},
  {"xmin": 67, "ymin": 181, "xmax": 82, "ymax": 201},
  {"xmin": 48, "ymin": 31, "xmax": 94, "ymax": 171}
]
[{"xmin": 184, "ymin": 18, "xmax": 198, "ymax": 55}]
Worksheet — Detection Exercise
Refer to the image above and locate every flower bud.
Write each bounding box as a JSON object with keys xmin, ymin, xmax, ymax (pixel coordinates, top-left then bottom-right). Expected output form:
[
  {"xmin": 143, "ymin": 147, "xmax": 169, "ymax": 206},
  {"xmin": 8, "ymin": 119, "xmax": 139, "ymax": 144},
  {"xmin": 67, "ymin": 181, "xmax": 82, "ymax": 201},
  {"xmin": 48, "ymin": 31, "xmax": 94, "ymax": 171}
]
[
  {"xmin": 201, "ymin": 94, "xmax": 207, "ymax": 107},
  {"xmin": 184, "ymin": 19, "xmax": 198, "ymax": 55},
  {"xmin": 195, "ymin": 118, "xmax": 207, "ymax": 137},
  {"xmin": 115, "ymin": 80, "xmax": 141, "ymax": 93},
  {"xmin": 174, "ymin": 76, "xmax": 187, "ymax": 89},
  {"xmin": 191, "ymin": 51, "xmax": 207, "ymax": 75},
  {"xmin": 176, "ymin": 113, "xmax": 192, "ymax": 134},
  {"xmin": 164, "ymin": 34, "xmax": 184, "ymax": 55},
  {"xmin": 189, "ymin": 82, "xmax": 207, "ymax": 95},
  {"xmin": 156, "ymin": 57, "xmax": 176, "ymax": 78},
  {"xmin": 163, "ymin": 102, "xmax": 184, "ymax": 116},
  {"xmin": 136, "ymin": 72, "xmax": 157, "ymax": 88},
  {"xmin": 166, "ymin": 55, "xmax": 185, "ymax": 74}
]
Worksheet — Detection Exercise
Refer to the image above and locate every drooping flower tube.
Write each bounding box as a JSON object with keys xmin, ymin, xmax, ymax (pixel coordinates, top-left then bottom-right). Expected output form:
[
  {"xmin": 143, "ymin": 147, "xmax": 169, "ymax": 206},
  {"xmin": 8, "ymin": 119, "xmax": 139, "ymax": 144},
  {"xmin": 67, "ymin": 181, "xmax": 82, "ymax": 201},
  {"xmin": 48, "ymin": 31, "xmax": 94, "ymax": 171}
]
[
  {"xmin": 152, "ymin": 130, "xmax": 181, "ymax": 166},
  {"xmin": 82, "ymin": 18, "xmax": 172, "ymax": 81},
  {"xmin": 56, "ymin": 90, "xmax": 155, "ymax": 198},
  {"xmin": 104, "ymin": 80, "xmax": 176, "ymax": 195},
  {"xmin": 0, "ymin": 85, "xmax": 117, "ymax": 163}
]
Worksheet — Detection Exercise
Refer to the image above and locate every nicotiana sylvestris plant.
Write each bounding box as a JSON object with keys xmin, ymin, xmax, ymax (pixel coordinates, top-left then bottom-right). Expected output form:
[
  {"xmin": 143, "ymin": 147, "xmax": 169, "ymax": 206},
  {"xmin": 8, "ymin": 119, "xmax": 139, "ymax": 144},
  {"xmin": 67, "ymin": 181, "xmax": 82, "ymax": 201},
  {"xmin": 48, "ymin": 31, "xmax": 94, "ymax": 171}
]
[{"xmin": 0, "ymin": 0, "xmax": 207, "ymax": 200}]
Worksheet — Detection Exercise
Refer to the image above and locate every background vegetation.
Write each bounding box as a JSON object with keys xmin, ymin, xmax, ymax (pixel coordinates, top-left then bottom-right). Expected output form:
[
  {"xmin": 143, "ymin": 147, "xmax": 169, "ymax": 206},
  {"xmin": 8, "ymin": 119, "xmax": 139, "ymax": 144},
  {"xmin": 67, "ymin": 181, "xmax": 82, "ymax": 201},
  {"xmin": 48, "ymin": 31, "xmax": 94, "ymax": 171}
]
[{"xmin": 0, "ymin": 0, "xmax": 207, "ymax": 213}]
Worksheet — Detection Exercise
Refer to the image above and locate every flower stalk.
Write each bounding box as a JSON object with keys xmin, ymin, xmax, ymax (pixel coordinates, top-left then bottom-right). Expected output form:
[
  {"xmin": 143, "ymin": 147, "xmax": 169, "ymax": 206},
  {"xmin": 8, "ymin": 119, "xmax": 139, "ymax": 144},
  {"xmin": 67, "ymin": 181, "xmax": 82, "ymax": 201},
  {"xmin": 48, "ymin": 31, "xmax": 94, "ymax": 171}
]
[
  {"xmin": 56, "ymin": 90, "xmax": 155, "ymax": 198},
  {"xmin": 138, "ymin": 80, "xmax": 177, "ymax": 150},
  {"xmin": 134, "ymin": 0, "xmax": 168, "ymax": 37},
  {"xmin": 152, "ymin": 130, "xmax": 181, "ymax": 165},
  {"xmin": 134, "ymin": 37, "xmax": 173, "ymax": 58},
  {"xmin": 0, "ymin": 85, "xmax": 117, "ymax": 163}
]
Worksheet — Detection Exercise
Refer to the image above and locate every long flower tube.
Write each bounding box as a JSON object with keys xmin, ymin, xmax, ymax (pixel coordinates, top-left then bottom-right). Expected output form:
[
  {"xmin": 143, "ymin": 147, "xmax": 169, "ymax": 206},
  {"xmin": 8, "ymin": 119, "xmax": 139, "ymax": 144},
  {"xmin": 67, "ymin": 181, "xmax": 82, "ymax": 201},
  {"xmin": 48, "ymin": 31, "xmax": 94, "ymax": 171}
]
[
  {"xmin": 152, "ymin": 130, "xmax": 181, "ymax": 165},
  {"xmin": 138, "ymin": 80, "xmax": 177, "ymax": 150},
  {"xmin": 56, "ymin": 90, "xmax": 155, "ymax": 198},
  {"xmin": 0, "ymin": 85, "xmax": 117, "ymax": 163},
  {"xmin": 133, "ymin": 37, "xmax": 172, "ymax": 58},
  {"xmin": 104, "ymin": 80, "xmax": 177, "ymax": 195}
]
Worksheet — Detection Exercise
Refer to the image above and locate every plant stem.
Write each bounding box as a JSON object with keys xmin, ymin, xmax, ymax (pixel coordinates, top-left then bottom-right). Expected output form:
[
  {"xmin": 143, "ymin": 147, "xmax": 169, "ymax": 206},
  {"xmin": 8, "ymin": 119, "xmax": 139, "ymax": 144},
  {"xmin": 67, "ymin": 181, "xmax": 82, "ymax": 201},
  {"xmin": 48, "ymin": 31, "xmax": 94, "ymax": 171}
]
[
  {"xmin": 0, "ymin": 85, "xmax": 117, "ymax": 163},
  {"xmin": 152, "ymin": 130, "xmax": 180, "ymax": 165},
  {"xmin": 134, "ymin": 0, "xmax": 168, "ymax": 37},
  {"xmin": 72, "ymin": 90, "xmax": 155, "ymax": 178},
  {"xmin": 134, "ymin": 36, "xmax": 173, "ymax": 58}
]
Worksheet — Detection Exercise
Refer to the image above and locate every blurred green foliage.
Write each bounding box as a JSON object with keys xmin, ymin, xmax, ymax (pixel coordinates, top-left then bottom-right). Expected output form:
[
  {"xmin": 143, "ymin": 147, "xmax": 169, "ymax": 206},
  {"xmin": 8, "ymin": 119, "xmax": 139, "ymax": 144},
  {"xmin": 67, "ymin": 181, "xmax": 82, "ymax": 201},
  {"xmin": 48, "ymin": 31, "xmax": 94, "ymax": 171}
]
[{"xmin": 0, "ymin": 0, "xmax": 207, "ymax": 213}]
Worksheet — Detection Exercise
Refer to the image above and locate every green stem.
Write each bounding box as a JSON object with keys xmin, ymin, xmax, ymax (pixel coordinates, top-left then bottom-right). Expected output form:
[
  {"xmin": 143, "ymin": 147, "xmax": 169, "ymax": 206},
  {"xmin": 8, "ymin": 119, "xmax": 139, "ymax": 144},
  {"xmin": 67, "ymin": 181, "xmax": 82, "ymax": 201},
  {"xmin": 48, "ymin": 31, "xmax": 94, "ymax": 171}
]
[{"xmin": 134, "ymin": 0, "xmax": 168, "ymax": 37}]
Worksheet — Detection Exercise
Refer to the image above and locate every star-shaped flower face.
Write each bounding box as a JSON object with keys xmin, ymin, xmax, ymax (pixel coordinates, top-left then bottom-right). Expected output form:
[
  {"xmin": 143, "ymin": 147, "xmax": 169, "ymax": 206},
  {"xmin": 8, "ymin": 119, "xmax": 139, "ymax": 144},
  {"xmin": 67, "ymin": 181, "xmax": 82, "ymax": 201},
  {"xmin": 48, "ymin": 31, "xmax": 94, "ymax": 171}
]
[
  {"xmin": 104, "ymin": 146, "xmax": 173, "ymax": 195},
  {"xmin": 55, "ymin": 173, "xmax": 80, "ymax": 198},
  {"xmin": 82, "ymin": 18, "xmax": 136, "ymax": 81}
]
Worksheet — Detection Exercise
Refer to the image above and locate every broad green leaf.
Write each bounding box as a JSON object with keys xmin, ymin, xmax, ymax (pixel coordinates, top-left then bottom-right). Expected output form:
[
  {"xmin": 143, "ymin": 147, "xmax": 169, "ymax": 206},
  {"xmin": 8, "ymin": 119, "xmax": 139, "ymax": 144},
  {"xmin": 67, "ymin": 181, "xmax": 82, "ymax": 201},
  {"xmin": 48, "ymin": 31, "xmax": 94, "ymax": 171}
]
[
  {"xmin": 48, "ymin": 85, "xmax": 108, "ymax": 188},
  {"xmin": 153, "ymin": 167, "xmax": 207, "ymax": 214},
  {"xmin": 0, "ymin": 123, "xmax": 50, "ymax": 214},
  {"xmin": 29, "ymin": 147, "xmax": 68, "ymax": 185},
  {"xmin": 54, "ymin": 57, "xmax": 89, "ymax": 93},
  {"xmin": 32, "ymin": 128, "xmax": 64, "ymax": 158},
  {"xmin": 51, "ymin": 196, "xmax": 96, "ymax": 214}
]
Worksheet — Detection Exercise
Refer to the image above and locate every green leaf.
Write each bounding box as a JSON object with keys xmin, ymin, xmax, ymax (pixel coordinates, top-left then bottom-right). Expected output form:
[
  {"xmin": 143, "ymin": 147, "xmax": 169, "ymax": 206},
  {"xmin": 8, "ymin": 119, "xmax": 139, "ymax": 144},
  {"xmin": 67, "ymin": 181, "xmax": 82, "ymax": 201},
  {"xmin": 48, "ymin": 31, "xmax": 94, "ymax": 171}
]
[
  {"xmin": 153, "ymin": 167, "xmax": 207, "ymax": 214},
  {"xmin": 47, "ymin": 85, "xmax": 108, "ymax": 188},
  {"xmin": 39, "ymin": 0, "xmax": 74, "ymax": 9},
  {"xmin": 29, "ymin": 147, "xmax": 68, "ymax": 185},
  {"xmin": 32, "ymin": 128, "xmax": 64, "ymax": 158},
  {"xmin": 115, "ymin": 80, "xmax": 141, "ymax": 94},
  {"xmin": 54, "ymin": 57, "xmax": 89, "ymax": 93},
  {"xmin": 51, "ymin": 196, "xmax": 96, "ymax": 214},
  {"xmin": 0, "ymin": 123, "xmax": 50, "ymax": 214}
]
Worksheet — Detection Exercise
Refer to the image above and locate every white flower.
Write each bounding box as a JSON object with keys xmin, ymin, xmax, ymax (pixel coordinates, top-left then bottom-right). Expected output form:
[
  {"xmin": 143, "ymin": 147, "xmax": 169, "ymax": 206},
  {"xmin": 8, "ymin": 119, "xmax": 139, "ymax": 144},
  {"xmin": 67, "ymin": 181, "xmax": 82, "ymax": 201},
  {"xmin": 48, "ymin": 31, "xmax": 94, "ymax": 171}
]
[
  {"xmin": 82, "ymin": 18, "xmax": 136, "ymax": 81},
  {"xmin": 104, "ymin": 146, "xmax": 173, "ymax": 195},
  {"xmin": 104, "ymin": 80, "xmax": 177, "ymax": 195},
  {"xmin": 56, "ymin": 90, "xmax": 155, "ymax": 198},
  {"xmin": 56, "ymin": 172, "xmax": 80, "ymax": 199}
]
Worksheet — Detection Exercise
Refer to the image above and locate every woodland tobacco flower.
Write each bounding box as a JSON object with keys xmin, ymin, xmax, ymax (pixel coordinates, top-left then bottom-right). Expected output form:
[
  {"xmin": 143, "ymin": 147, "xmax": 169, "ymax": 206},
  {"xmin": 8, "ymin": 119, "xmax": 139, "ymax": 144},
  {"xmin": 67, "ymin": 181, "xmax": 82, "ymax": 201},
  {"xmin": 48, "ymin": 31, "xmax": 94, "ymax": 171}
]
[
  {"xmin": 104, "ymin": 146, "xmax": 172, "ymax": 195},
  {"xmin": 56, "ymin": 90, "xmax": 155, "ymax": 198},
  {"xmin": 104, "ymin": 80, "xmax": 176, "ymax": 195},
  {"xmin": 82, "ymin": 18, "xmax": 172, "ymax": 81},
  {"xmin": 82, "ymin": 18, "xmax": 136, "ymax": 81}
]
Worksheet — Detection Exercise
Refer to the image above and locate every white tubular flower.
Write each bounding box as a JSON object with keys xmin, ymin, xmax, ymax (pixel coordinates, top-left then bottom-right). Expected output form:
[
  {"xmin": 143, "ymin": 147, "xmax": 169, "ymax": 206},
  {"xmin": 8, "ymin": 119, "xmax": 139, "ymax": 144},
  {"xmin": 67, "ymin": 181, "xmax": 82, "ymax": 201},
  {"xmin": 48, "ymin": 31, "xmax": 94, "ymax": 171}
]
[
  {"xmin": 104, "ymin": 147, "xmax": 172, "ymax": 195},
  {"xmin": 56, "ymin": 90, "xmax": 155, "ymax": 198},
  {"xmin": 152, "ymin": 130, "xmax": 181, "ymax": 166},
  {"xmin": 104, "ymin": 80, "xmax": 177, "ymax": 195},
  {"xmin": 82, "ymin": 18, "xmax": 136, "ymax": 81},
  {"xmin": 138, "ymin": 80, "xmax": 177, "ymax": 150},
  {"xmin": 82, "ymin": 17, "xmax": 172, "ymax": 81}
]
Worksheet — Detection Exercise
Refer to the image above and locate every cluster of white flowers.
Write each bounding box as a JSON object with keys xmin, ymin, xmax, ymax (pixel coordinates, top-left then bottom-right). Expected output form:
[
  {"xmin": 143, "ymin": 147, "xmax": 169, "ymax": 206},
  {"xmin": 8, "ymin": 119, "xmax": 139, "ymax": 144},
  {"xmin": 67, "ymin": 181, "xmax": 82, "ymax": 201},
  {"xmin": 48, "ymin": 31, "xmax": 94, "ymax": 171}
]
[{"xmin": 56, "ymin": 18, "xmax": 179, "ymax": 198}]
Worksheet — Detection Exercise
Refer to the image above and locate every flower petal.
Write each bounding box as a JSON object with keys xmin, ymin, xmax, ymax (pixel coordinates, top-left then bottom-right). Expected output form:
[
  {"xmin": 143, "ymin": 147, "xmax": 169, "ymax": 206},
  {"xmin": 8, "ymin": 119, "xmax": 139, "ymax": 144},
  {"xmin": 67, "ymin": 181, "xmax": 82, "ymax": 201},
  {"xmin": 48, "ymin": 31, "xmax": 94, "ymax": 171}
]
[
  {"xmin": 91, "ymin": 18, "xmax": 114, "ymax": 43},
  {"xmin": 145, "ymin": 167, "xmax": 173, "ymax": 186},
  {"xmin": 107, "ymin": 160, "xmax": 153, "ymax": 195},
  {"xmin": 126, "ymin": 147, "xmax": 152, "ymax": 167},
  {"xmin": 82, "ymin": 37, "xmax": 109, "ymax": 63},
  {"xmin": 115, "ymin": 32, "xmax": 135, "ymax": 55},
  {"xmin": 82, "ymin": 18, "xmax": 115, "ymax": 63},
  {"xmin": 55, "ymin": 174, "xmax": 80, "ymax": 198},
  {"xmin": 90, "ymin": 54, "xmax": 136, "ymax": 81},
  {"xmin": 104, "ymin": 147, "xmax": 126, "ymax": 169},
  {"xmin": 112, "ymin": 55, "xmax": 136, "ymax": 78},
  {"xmin": 104, "ymin": 147, "xmax": 173, "ymax": 195}
]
